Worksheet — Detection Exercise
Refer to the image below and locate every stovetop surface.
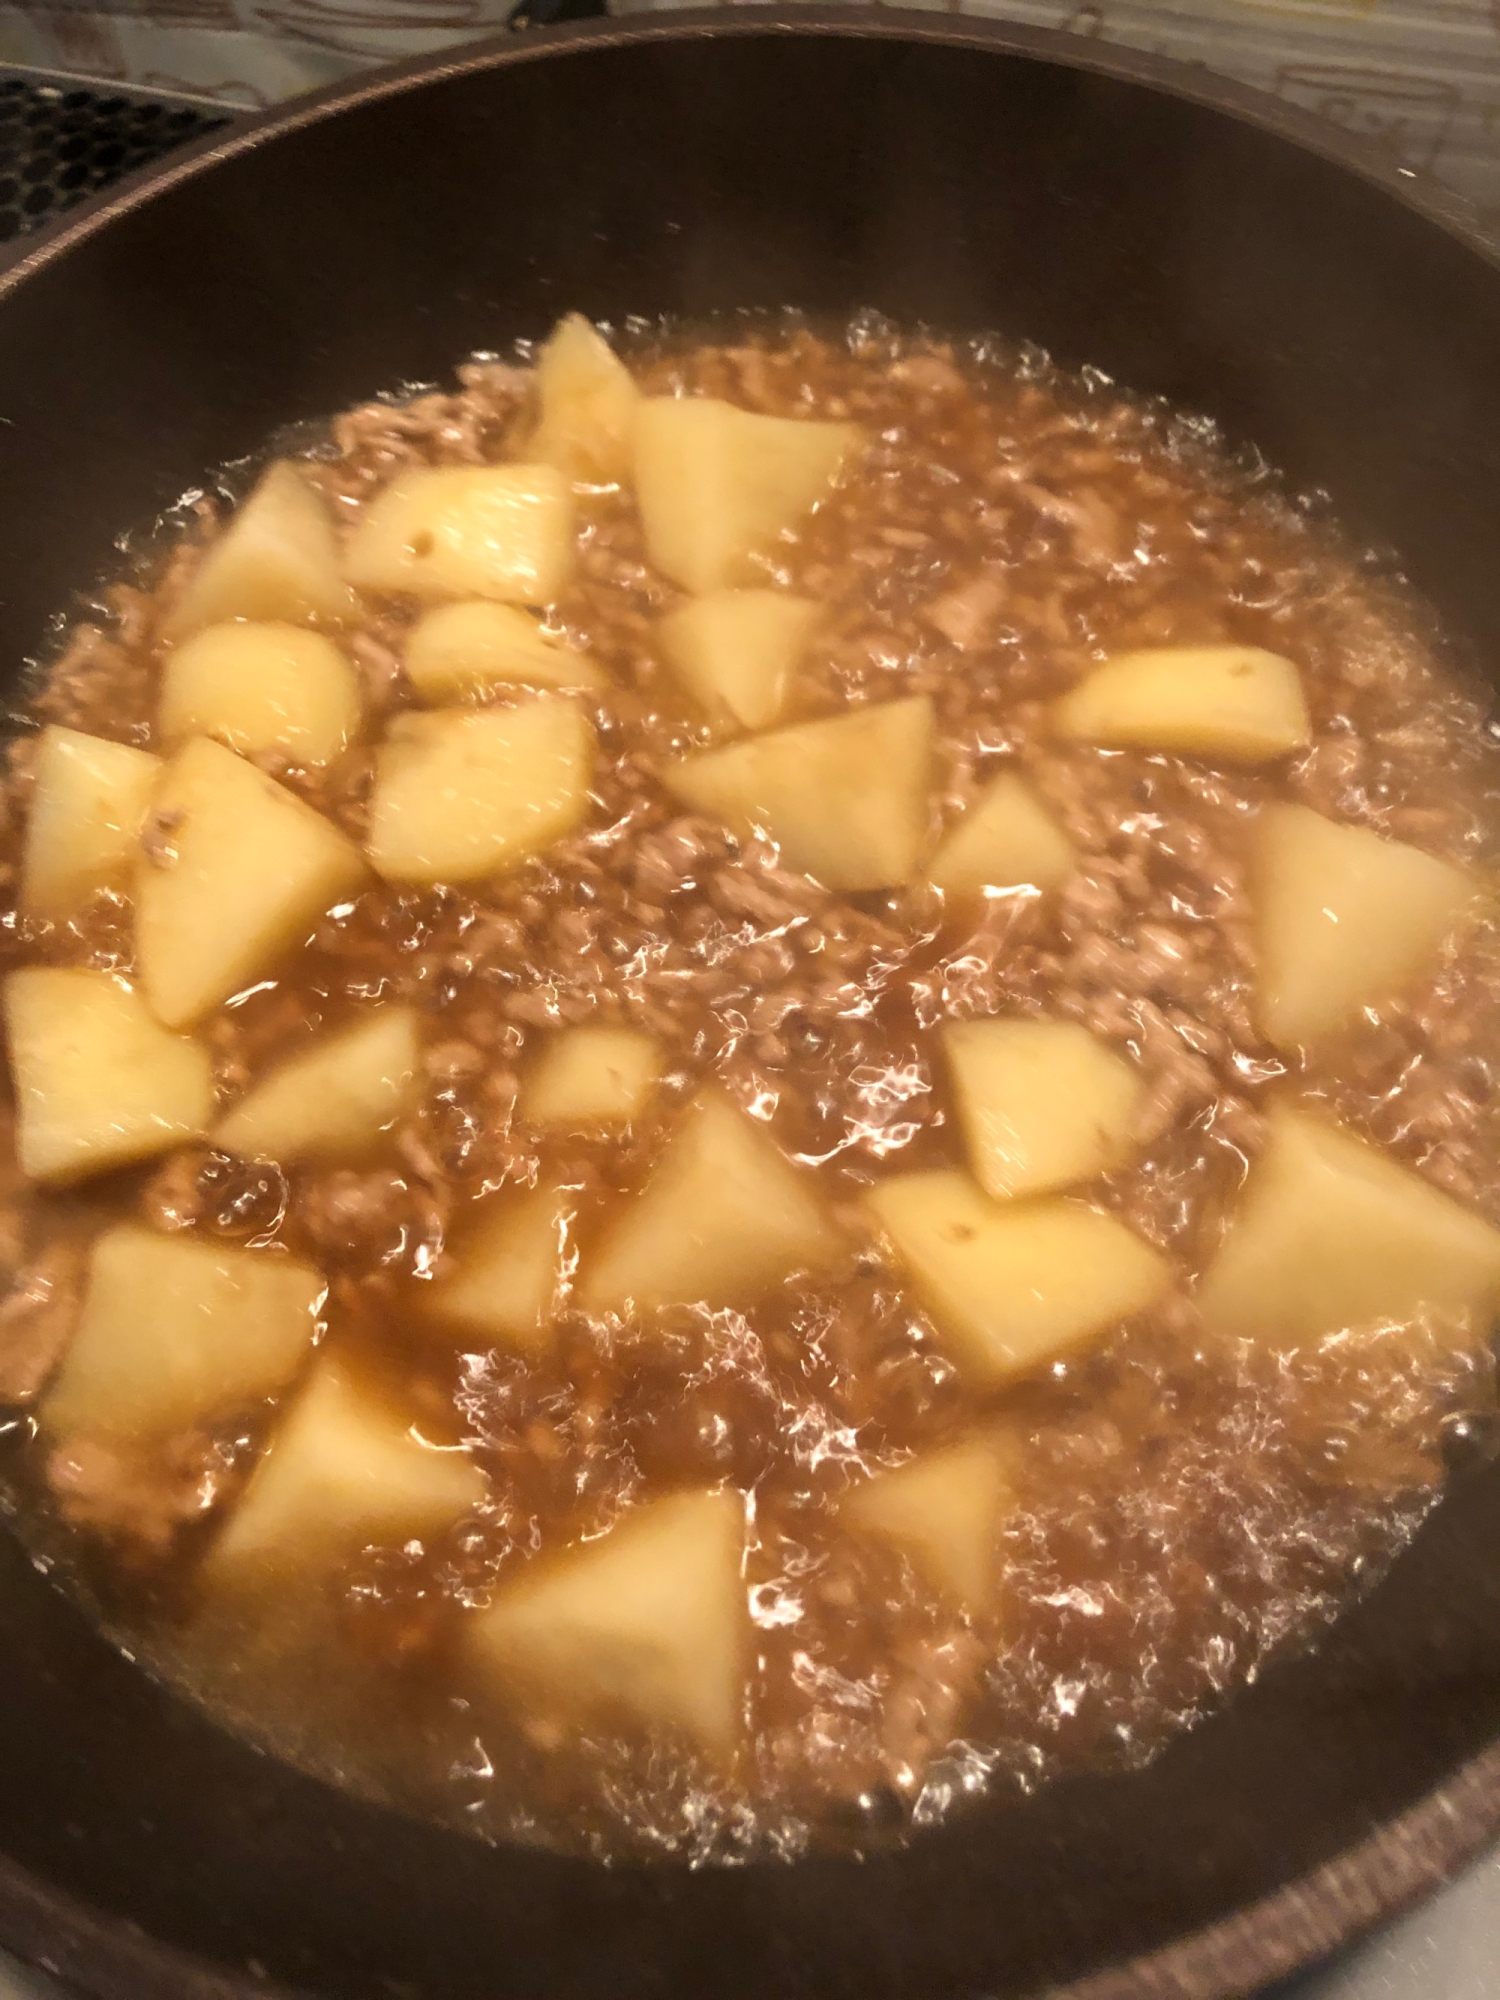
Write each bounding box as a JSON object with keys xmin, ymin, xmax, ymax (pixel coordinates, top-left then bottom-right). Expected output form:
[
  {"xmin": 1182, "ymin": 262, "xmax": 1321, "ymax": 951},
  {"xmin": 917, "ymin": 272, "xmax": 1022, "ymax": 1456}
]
[{"xmin": 0, "ymin": 68, "xmax": 227, "ymax": 247}]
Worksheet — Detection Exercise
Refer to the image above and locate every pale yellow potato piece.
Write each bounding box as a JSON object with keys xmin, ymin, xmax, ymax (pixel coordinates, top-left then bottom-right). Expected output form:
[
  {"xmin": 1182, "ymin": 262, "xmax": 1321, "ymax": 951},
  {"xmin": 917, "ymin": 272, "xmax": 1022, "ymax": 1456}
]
[
  {"xmin": 159, "ymin": 621, "xmax": 361, "ymax": 768},
  {"xmin": 206, "ymin": 1357, "xmax": 486, "ymax": 1576},
  {"xmin": 926, "ymin": 771, "xmax": 1074, "ymax": 902},
  {"xmin": 657, "ymin": 589, "xmax": 820, "ymax": 733},
  {"xmin": 1197, "ymin": 1105, "xmax": 1500, "ymax": 1349},
  {"xmin": 521, "ymin": 1026, "xmax": 663, "ymax": 1130},
  {"xmin": 42, "ymin": 1224, "xmax": 323, "ymax": 1442},
  {"xmin": 427, "ymin": 1180, "xmax": 575, "ymax": 1355},
  {"xmin": 634, "ymin": 396, "xmax": 864, "ymax": 594},
  {"xmin": 866, "ymin": 1171, "xmax": 1171, "ymax": 1386},
  {"xmin": 135, "ymin": 737, "xmax": 368, "ymax": 1030},
  {"xmin": 468, "ymin": 1487, "xmax": 747, "ymax": 1757},
  {"xmin": 6, "ymin": 970, "xmax": 212, "ymax": 1186},
  {"xmin": 214, "ymin": 1007, "xmax": 418, "ymax": 1166},
  {"xmin": 844, "ymin": 1435, "xmax": 1014, "ymax": 1611},
  {"xmin": 344, "ymin": 464, "xmax": 573, "ymax": 605},
  {"xmin": 944, "ymin": 1018, "xmax": 1144, "ymax": 1201},
  {"xmin": 20, "ymin": 725, "xmax": 160, "ymax": 918},
  {"xmin": 1054, "ymin": 645, "xmax": 1311, "ymax": 764},
  {"xmin": 164, "ymin": 462, "xmax": 356, "ymax": 639},
  {"xmin": 579, "ymin": 1089, "xmax": 841, "ymax": 1317},
  {"xmin": 404, "ymin": 601, "xmax": 607, "ymax": 701},
  {"xmin": 1253, "ymin": 802, "xmax": 1474, "ymax": 1050},
  {"xmin": 665, "ymin": 696, "xmax": 933, "ymax": 892},
  {"xmin": 365, "ymin": 700, "xmax": 592, "ymax": 886},
  {"xmin": 528, "ymin": 314, "xmax": 641, "ymax": 485}
]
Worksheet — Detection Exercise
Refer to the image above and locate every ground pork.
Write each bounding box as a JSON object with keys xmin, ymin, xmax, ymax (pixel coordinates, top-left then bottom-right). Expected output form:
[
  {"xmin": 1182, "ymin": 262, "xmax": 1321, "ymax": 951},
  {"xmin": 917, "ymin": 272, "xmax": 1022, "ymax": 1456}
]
[{"xmin": 0, "ymin": 319, "xmax": 1494, "ymax": 1862}]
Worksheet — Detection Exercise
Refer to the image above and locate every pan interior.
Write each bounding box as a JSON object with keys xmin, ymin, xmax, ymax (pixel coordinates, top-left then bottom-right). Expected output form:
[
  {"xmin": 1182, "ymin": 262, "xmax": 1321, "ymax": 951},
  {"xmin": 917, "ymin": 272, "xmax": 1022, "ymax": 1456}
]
[{"xmin": 0, "ymin": 20, "xmax": 1497, "ymax": 2000}]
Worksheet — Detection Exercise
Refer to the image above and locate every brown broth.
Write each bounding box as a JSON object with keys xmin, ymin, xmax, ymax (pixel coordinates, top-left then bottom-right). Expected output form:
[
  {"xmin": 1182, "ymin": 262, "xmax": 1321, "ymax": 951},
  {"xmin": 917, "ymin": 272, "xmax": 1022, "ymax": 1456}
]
[{"xmin": 0, "ymin": 316, "xmax": 1497, "ymax": 1862}]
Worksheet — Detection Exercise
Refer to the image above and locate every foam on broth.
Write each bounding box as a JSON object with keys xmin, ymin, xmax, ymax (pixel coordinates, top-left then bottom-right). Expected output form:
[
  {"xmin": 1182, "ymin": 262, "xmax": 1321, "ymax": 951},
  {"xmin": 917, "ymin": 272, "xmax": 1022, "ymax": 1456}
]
[{"xmin": 0, "ymin": 314, "xmax": 1496, "ymax": 1862}]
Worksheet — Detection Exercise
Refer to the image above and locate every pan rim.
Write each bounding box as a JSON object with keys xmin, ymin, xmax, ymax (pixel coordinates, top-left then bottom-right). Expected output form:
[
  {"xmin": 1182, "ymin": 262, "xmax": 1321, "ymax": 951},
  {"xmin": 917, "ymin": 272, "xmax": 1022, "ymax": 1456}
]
[
  {"xmin": 1, "ymin": 1732, "xmax": 1498, "ymax": 1998},
  {"xmin": 1, "ymin": 6, "xmax": 1497, "ymax": 298},
  {"xmin": 0, "ymin": 12, "xmax": 1497, "ymax": 1998}
]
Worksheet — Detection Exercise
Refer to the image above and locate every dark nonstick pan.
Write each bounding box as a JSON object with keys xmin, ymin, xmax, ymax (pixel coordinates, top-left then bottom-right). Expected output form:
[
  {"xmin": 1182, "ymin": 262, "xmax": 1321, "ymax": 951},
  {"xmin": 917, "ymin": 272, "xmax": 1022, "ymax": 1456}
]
[{"xmin": 1, "ymin": 13, "xmax": 1499, "ymax": 1997}]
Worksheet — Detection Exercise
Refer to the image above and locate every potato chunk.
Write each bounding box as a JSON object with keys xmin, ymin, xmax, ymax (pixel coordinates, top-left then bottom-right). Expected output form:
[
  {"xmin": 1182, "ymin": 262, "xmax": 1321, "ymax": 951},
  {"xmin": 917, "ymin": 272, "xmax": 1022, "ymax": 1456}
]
[
  {"xmin": 214, "ymin": 1007, "xmax": 418, "ymax": 1166},
  {"xmin": 159, "ymin": 621, "xmax": 361, "ymax": 768},
  {"xmin": 866, "ymin": 1171, "xmax": 1170, "ymax": 1385},
  {"xmin": 634, "ymin": 396, "xmax": 864, "ymax": 594},
  {"xmin": 42, "ymin": 1225, "xmax": 323, "ymax": 1442},
  {"xmin": 944, "ymin": 1018, "xmax": 1144, "ymax": 1200},
  {"xmin": 20, "ymin": 725, "xmax": 160, "ymax": 918},
  {"xmin": 521, "ymin": 1026, "xmax": 662, "ymax": 1131},
  {"xmin": 1253, "ymin": 802, "xmax": 1474, "ymax": 1049},
  {"xmin": 665, "ymin": 696, "xmax": 933, "ymax": 892},
  {"xmin": 344, "ymin": 464, "xmax": 573, "ymax": 605},
  {"xmin": 926, "ymin": 771, "xmax": 1074, "ymax": 902},
  {"xmin": 1054, "ymin": 645, "xmax": 1311, "ymax": 764},
  {"xmin": 1197, "ymin": 1105, "xmax": 1500, "ymax": 1348},
  {"xmin": 365, "ymin": 700, "xmax": 592, "ymax": 886},
  {"xmin": 135, "ymin": 738, "xmax": 368, "ymax": 1029},
  {"xmin": 165, "ymin": 462, "xmax": 356, "ymax": 639},
  {"xmin": 844, "ymin": 1436, "xmax": 1014, "ymax": 1610},
  {"xmin": 6, "ymin": 970, "xmax": 213, "ymax": 1185},
  {"xmin": 579, "ymin": 1090, "xmax": 841, "ymax": 1317},
  {"xmin": 468, "ymin": 1488, "xmax": 747, "ymax": 1757},
  {"xmin": 403, "ymin": 601, "xmax": 607, "ymax": 701},
  {"xmin": 657, "ymin": 589, "xmax": 820, "ymax": 733},
  {"xmin": 427, "ymin": 1180, "xmax": 574, "ymax": 1355},
  {"xmin": 528, "ymin": 314, "xmax": 641, "ymax": 485},
  {"xmin": 206, "ymin": 1358, "xmax": 485, "ymax": 1576}
]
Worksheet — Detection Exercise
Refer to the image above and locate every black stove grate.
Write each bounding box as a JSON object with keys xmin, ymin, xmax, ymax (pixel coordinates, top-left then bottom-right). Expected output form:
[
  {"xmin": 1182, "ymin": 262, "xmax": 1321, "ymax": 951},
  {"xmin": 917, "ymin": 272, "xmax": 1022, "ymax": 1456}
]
[{"xmin": 0, "ymin": 72, "xmax": 229, "ymax": 247}]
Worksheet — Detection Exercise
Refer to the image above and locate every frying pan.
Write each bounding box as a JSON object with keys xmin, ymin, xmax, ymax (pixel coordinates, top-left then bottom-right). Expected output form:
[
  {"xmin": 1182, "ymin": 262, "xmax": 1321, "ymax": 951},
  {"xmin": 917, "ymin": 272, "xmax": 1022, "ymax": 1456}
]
[{"xmin": 1, "ymin": 13, "xmax": 1499, "ymax": 1997}]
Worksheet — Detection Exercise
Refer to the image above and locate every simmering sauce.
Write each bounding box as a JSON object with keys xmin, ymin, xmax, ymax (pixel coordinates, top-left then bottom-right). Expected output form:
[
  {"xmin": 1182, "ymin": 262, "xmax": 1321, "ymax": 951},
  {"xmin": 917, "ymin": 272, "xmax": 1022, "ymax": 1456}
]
[{"xmin": 0, "ymin": 315, "xmax": 1496, "ymax": 1862}]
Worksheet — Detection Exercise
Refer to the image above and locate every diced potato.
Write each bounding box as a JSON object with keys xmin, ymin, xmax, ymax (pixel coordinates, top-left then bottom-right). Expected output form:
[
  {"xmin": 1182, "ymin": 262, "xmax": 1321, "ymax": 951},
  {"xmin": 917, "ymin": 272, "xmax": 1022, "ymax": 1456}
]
[
  {"xmin": 404, "ymin": 601, "xmax": 607, "ymax": 702},
  {"xmin": 528, "ymin": 314, "xmax": 641, "ymax": 485},
  {"xmin": 206, "ymin": 1357, "xmax": 486, "ymax": 1576},
  {"xmin": 365, "ymin": 700, "xmax": 592, "ymax": 886},
  {"xmin": 214, "ymin": 1007, "xmax": 418, "ymax": 1166},
  {"xmin": 1197, "ymin": 1105, "xmax": 1500, "ymax": 1348},
  {"xmin": 164, "ymin": 462, "xmax": 357, "ymax": 639},
  {"xmin": 468, "ymin": 1487, "xmax": 747, "ymax": 1756},
  {"xmin": 634, "ymin": 396, "xmax": 864, "ymax": 594},
  {"xmin": 665, "ymin": 696, "xmax": 933, "ymax": 892},
  {"xmin": 844, "ymin": 1435, "xmax": 1014, "ymax": 1610},
  {"xmin": 6, "ymin": 969, "xmax": 213, "ymax": 1185},
  {"xmin": 578, "ymin": 1089, "xmax": 841, "ymax": 1317},
  {"xmin": 656, "ymin": 589, "xmax": 821, "ymax": 733},
  {"xmin": 158, "ymin": 621, "xmax": 361, "ymax": 768},
  {"xmin": 944, "ymin": 1018, "xmax": 1144, "ymax": 1200},
  {"xmin": 865, "ymin": 1170, "xmax": 1171, "ymax": 1385},
  {"xmin": 521, "ymin": 1026, "xmax": 662, "ymax": 1130},
  {"xmin": 135, "ymin": 737, "xmax": 369, "ymax": 1029},
  {"xmin": 1053, "ymin": 645, "xmax": 1311, "ymax": 764},
  {"xmin": 20, "ymin": 725, "xmax": 160, "ymax": 918},
  {"xmin": 1253, "ymin": 802, "xmax": 1475, "ymax": 1049},
  {"xmin": 344, "ymin": 464, "xmax": 573, "ymax": 605},
  {"xmin": 42, "ymin": 1224, "xmax": 323, "ymax": 1442},
  {"xmin": 926, "ymin": 771, "xmax": 1074, "ymax": 902},
  {"xmin": 427, "ymin": 1180, "xmax": 574, "ymax": 1355}
]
